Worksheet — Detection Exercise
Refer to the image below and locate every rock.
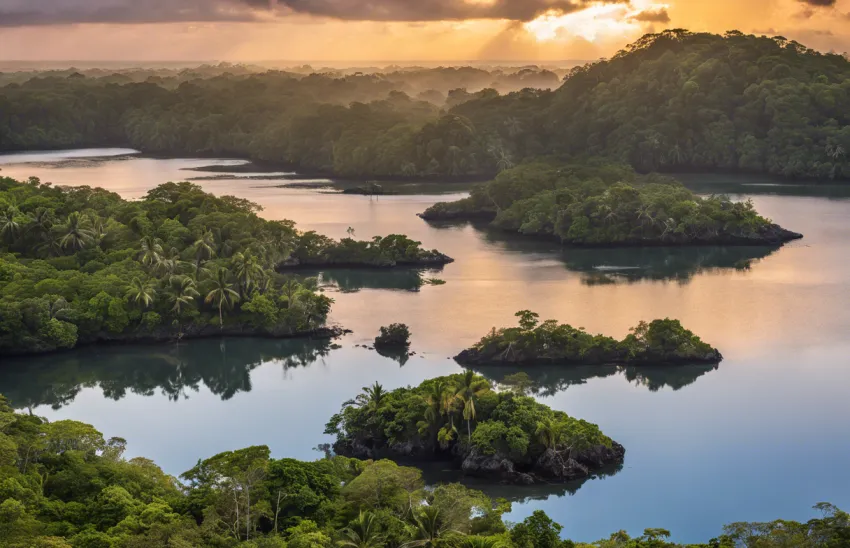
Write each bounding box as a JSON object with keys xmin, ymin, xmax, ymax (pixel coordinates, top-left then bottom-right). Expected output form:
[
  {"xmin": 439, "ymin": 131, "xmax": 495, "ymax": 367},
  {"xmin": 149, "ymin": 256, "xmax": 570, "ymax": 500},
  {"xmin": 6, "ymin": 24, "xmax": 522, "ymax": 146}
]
[
  {"xmin": 533, "ymin": 448, "xmax": 590, "ymax": 480},
  {"xmin": 461, "ymin": 448, "xmax": 531, "ymax": 483},
  {"xmin": 573, "ymin": 441, "xmax": 626, "ymax": 469}
]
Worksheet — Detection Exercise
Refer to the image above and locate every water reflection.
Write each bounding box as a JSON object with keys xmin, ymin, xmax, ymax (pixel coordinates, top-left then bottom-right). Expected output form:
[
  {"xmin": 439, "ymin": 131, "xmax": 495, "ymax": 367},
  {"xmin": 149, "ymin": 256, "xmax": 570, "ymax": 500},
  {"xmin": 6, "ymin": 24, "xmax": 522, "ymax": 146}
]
[
  {"xmin": 316, "ymin": 268, "xmax": 443, "ymax": 293},
  {"xmin": 416, "ymin": 460, "xmax": 623, "ymax": 503},
  {"xmin": 471, "ymin": 363, "xmax": 719, "ymax": 397},
  {"xmin": 423, "ymin": 221, "xmax": 780, "ymax": 285},
  {"xmin": 0, "ymin": 338, "xmax": 332, "ymax": 409}
]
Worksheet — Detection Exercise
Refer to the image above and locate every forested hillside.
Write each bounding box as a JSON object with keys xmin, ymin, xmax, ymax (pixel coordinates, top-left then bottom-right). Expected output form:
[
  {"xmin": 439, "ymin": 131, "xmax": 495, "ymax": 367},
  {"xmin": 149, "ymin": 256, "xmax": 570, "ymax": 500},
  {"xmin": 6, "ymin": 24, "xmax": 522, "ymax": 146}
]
[{"xmin": 2, "ymin": 30, "xmax": 850, "ymax": 179}]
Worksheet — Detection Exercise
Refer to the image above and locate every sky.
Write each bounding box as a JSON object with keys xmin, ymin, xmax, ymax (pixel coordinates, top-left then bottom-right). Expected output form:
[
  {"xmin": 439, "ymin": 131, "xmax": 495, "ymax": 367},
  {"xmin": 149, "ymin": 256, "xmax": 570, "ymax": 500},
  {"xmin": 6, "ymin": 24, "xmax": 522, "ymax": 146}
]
[{"xmin": 0, "ymin": 0, "xmax": 848, "ymax": 62}]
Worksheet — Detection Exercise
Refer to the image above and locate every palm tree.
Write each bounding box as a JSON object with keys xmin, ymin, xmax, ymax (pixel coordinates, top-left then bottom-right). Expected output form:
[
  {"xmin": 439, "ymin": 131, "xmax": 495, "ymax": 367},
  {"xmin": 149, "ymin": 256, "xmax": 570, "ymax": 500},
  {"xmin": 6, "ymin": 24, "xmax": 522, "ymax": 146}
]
[
  {"xmin": 139, "ymin": 236, "xmax": 164, "ymax": 267},
  {"xmin": 338, "ymin": 511, "xmax": 384, "ymax": 548},
  {"xmin": 28, "ymin": 207, "xmax": 54, "ymax": 239},
  {"xmin": 422, "ymin": 379, "xmax": 454, "ymax": 448},
  {"xmin": 60, "ymin": 212, "xmax": 94, "ymax": 252},
  {"xmin": 155, "ymin": 246, "xmax": 187, "ymax": 278},
  {"xmin": 455, "ymin": 371, "xmax": 489, "ymax": 443},
  {"xmin": 168, "ymin": 275, "xmax": 200, "ymax": 320},
  {"xmin": 356, "ymin": 381, "xmax": 386, "ymax": 411},
  {"xmin": 127, "ymin": 277, "xmax": 156, "ymax": 309},
  {"xmin": 231, "ymin": 252, "xmax": 264, "ymax": 297},
  {"xmin": 402, "ymin": 507, "xmax": 457, "ymax": 548},
  {"xmin": 38, "ymin": 231, "xmax": 64, "ymax": 258},
  {"xmin": 0, "ymin": 205, "xmax": 22, "ymax": 243},
  {"xmin": 192, "ymin": 229, "xmax": 217, "ymax": 276},
  {"xmin": 204, "ymin": 267, "xmax": 240, "ymax": 330}
]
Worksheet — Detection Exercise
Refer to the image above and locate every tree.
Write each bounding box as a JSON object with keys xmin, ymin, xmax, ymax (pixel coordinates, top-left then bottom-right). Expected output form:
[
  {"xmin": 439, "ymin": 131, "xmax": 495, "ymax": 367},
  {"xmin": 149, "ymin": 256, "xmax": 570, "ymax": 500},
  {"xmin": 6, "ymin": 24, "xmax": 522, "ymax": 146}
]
[
  {"xmin": 231, "ymin": 252, "xmax": 264, "ymax": 298},
  {"xmin": 205, "ymin": 267, "xmax": 240, "ymax": 330},
  {"xmin": 535, "ymin": 417, "xmax": 564, "ymax": 450},
  {"xmin": 139, "ymin": 236, "xmax": 164, "ymax": 267},
  {"xmin": 126, "ymin": 277, "xmax": 156, "ymax": 309},
  {"xmin": 338, "ymin": 511, "xmax": 385, "ymax": 548},
  {"xmin": 192, "ymin": 229, "xmax": 217, "ymax": 276},
  {"xmin": 167, "ymin": 276, "xmax": 199, "ymax": 333},
  {"xmin": 455, "ymin": 371, "xmax": 489, "ymax": 443},
  {"xmin": 59, "ymin": 212, "xmax": 94, "ymax": 251},
  {"xmin": 403, "ymin": 506, "xmax": 459, "ymax": 548}
]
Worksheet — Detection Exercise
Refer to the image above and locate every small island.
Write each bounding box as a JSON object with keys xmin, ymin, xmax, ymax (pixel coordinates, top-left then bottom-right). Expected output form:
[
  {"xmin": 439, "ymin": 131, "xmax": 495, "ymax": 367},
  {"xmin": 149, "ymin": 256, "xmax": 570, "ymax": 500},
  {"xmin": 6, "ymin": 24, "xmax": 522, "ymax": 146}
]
[
  {"xmin": 420, "ymin": 160, "xmax": 802, "ymax": 246},
  {"xmin": 281, "ymin": 232, "xmax": 453, "ymax": 269},
  {"xmin": 326, "ymin": 372, "xmax": 625, "ymax": 485},
  {"xmin": 341, "ymin": 182, "xmax": 398, "ymax": 196},
  {"xmin": 454, "ymin": 311, "xmax": 722, "ymax": 367}
]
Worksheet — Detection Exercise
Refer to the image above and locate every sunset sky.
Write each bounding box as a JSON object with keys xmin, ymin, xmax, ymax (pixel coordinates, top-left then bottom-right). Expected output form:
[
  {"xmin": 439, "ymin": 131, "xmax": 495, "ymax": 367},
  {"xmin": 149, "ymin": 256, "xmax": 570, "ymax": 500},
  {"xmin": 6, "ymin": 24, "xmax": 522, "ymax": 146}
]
[{"xmin": 0, "ymin": 0, "xmax": 848, "ymax": 62}]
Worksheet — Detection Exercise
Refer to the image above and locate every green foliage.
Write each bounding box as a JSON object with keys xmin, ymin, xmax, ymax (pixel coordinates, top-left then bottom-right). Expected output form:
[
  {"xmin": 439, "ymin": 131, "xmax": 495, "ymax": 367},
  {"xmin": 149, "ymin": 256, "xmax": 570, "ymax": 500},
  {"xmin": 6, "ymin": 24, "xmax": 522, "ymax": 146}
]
[
  {"xmin": 458, "ymin": 312, "xmax": 719, "ymax": 366},
  {"xmin": 422, "ymin": 161, "xmax": 787, "ymax": 245},
  {"xmin": 328, "ymin": 374, "xmax": 612, "ymax": 466},
  {"xmin": 0, "ymin": 392, "xmax": 847, "ymax": 547},
  {"xmin": 374, "ymin": 323, "xmax": 411, "ymax": 348},
  {"xmin": 290, "ymin": 233, "xmax": 450, "ymax": 268},
  {"xmin": 0, "ymin": 178, "xmax": 344, "ymax": 354}
]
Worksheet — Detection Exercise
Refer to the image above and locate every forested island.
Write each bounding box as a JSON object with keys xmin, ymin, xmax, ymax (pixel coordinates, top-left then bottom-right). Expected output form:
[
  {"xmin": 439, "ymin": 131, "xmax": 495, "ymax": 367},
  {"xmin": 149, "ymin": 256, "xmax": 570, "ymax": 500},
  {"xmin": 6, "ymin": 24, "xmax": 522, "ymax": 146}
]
[
  {"xmin": 3, "ymin": 31, "xmax": 850, "ymax": 180},
  {"xmin": 326, "ymin": 372, "xmax": 625, "ymax": 485},
  {"xmin": 455, "ymin": 311, "xmax": 721, "ymax": 367},
  {"xmin": 0, "ymin": 177, "xmax": 448, "ymax": 355},
  {"xmin": 421, "ymin": 160, "xmax": 802, "ymax": 246},
  {"xmin": 2, "ymin": 393, "xmax": 847, "ymax": 547},
  {"xmin": 283, "ymin": 233, "xmax": 453, "ymax": 268}
]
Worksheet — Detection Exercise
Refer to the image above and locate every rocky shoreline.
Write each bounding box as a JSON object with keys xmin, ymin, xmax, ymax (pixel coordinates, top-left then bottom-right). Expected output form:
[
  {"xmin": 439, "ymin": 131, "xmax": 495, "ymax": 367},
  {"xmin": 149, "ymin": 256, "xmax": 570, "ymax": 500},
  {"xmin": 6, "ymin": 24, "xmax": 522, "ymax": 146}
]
[
  {"xmin": 3, "ymin": 324, "xmax": 349, "ymax": 357},
  {"xmin": 333, "ymin": 437, "xmax": 625, "ymax": 485},
  {"xmin": 278, "ymin": 253, "xmax": 454, "ymax": 269},
  {"xmin": 454, "ymin": 347, "xmax": 724, "ymax": 367}
]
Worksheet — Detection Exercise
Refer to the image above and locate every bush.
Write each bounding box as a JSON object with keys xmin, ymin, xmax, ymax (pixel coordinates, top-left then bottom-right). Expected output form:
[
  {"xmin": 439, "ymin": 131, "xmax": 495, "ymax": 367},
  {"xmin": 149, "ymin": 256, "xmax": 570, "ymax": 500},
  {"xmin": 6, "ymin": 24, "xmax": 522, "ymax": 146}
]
[{"xmin": 375, "ymin": 323, "xmax": 411, "ymax": 348}]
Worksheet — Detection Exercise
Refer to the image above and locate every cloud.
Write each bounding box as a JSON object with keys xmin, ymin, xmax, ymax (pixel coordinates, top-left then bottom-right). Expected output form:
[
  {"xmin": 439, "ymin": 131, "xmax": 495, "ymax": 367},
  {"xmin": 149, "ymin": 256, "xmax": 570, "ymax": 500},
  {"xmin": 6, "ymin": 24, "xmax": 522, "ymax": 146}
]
[
  {"xmin": 796, "ymin": 0, "xmax": 836, "ymax": 5},
  {"xmin": 0, "ymin": 0, "xmax": 634, "ymax": 26},
  {"xmin": 629, "ymin": 8, "xmax": 670, "ymax": 23},
  {"xmin": 0, "ymin": 0, "xmax": 264, "ymax": 26}
]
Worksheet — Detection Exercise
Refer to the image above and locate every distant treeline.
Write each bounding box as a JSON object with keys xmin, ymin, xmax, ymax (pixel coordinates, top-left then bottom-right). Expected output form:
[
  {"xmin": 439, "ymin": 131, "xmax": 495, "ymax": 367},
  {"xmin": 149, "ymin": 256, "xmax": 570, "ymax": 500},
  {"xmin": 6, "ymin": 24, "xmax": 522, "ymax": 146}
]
[{"xmin": 2, "ymin": 30, "xmax": 850, "ymax": 179}]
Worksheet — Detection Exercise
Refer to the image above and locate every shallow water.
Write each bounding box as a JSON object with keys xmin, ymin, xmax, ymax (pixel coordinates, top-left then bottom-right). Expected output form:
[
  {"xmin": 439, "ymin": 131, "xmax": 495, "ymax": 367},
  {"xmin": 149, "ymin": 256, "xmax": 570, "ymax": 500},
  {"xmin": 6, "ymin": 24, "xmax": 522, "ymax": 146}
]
[{"xmin": 2, "ymin": 150, "xmax": 850, "ymax": 542}]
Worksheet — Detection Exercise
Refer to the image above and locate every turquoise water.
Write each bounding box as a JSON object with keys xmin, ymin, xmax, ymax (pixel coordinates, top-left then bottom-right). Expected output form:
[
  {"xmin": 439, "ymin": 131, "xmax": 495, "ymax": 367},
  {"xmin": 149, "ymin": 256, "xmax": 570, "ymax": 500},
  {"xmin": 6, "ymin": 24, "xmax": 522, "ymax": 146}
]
[{"xmin": 2, "ymin": 150, "xmax": 850, "ymax": 542}]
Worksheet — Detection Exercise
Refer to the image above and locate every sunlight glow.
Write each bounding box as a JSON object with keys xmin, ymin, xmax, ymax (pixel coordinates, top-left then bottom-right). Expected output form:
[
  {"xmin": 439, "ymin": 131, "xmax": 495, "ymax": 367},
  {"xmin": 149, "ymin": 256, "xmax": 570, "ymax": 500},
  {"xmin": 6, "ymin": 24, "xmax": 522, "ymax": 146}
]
[{"xmin": 524, "ymin": 1, "xmax": 670, "ymax": 42}]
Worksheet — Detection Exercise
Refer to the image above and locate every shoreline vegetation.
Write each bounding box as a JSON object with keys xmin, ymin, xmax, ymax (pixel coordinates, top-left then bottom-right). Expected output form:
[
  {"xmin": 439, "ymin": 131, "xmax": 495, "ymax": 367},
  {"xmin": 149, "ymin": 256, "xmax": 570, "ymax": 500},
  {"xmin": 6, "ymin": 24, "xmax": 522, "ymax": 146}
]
[
  {"xmin": 326, "ymin": 372, "xmax": 626, "ymax": 485},
  {"xmin": 420, "ymin": 160, "xmax": 802, "ymax": 246},
  {"xmin": 2, "ymin": 395, "xmax": 848, "ymax": 548},
  {"xmin": 0, "ymin": 177, "xmax": 449, "ymax": 356},
  {"xmin": 4, "ymin": 31, "xmax": 850, "ymax": 182},
  {"xmin": 455, "ymin": 312, "xmax": 722, "ymax": 367}
]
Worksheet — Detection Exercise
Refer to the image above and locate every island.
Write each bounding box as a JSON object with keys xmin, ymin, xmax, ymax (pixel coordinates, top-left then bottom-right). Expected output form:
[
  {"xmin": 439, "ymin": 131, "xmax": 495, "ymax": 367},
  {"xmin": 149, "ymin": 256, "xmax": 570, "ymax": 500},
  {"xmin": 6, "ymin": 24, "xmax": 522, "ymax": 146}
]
[
  {"xmin": 325, "ymin": 372, "xmax": 625, "ymax": 485},
  {"xmin": 281, "ymin": 232, "xmax": 454, "ymax": 268},
  {"xmin": 0, "ymin": 177, "xmax": 444, "ymax": 355},
  {"xmin": 420, "ymin": 160, "xmax": 803, "ymax": 246},
  {"xmin": 454, "ymin": 311, "xmax": 722, "ymax": 367}
]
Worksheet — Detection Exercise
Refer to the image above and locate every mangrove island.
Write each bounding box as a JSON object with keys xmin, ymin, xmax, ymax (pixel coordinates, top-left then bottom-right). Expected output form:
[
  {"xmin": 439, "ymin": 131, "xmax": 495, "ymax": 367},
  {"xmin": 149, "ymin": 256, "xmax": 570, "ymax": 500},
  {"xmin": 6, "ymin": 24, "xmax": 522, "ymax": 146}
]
[
  {"xmin": 454, "ymin": 311, "xmax": 722, "ymax": 367},
  {"xmin": 326, "ymin": 372, "xmax": 625, "ymax": 485},
  {"xmin": 420, "ymin": 160, "xmax": 803, "ymax": 246}
]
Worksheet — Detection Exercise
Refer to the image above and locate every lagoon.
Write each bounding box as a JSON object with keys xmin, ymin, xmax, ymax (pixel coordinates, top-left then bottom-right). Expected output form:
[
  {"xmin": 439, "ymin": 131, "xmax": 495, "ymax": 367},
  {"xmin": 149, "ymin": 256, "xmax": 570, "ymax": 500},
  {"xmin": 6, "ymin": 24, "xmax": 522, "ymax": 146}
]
[{"xmin": 2, "ymin": 149, "xmax": 850, "ymax": 542}]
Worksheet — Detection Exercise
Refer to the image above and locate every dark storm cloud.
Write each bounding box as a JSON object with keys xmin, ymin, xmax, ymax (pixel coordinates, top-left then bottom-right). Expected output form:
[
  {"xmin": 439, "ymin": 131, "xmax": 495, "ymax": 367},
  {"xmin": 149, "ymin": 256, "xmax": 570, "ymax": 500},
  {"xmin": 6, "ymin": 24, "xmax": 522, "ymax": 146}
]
[
  {"xmin": 0, "ymin": 0, "xmax": 626, "ymax": 26},
  {"xmin": 0, "ymin": 0, "xmax": 261, "ymax": 26},
  {"xmin": 629, "ymin": 8, "xmax": 670, "ymax": 23}
]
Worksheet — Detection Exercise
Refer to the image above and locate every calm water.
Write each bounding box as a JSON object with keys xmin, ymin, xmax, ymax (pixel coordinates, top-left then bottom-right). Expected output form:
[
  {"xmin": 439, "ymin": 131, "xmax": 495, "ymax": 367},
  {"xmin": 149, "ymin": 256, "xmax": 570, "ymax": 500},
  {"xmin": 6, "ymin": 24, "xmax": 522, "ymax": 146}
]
[{"xmin": 2, "ymin": 149, "xmax": 850, "ymax": 542}]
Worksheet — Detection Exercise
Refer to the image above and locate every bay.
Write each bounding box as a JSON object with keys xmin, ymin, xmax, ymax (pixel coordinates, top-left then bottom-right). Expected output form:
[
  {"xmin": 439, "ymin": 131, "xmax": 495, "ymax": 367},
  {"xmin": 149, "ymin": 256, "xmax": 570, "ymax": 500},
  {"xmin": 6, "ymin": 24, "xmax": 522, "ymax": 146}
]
[{"xmin": 2, "ymin": 149, "xmax": 849, "ymax": 542}]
